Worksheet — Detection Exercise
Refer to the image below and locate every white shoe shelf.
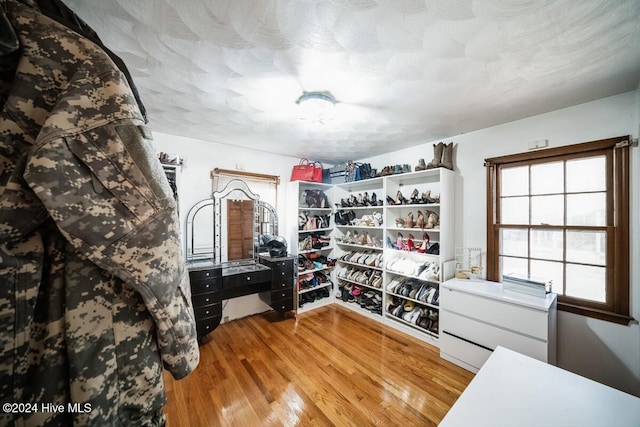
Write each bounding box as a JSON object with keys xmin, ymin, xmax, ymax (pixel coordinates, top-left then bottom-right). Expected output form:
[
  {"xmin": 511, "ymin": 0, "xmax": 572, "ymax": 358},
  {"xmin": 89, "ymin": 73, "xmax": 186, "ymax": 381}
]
[{"xmin": 286, "ymin": 169, "xmax": 455, "ymax": 344}]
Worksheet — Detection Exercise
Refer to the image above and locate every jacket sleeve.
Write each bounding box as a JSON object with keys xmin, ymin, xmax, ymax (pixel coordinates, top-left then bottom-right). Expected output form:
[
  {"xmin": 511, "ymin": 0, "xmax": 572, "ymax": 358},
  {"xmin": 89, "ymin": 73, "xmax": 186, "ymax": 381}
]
[{"xmin": 24, "ymin": 118, "xmax": 200, "ymax": 379}]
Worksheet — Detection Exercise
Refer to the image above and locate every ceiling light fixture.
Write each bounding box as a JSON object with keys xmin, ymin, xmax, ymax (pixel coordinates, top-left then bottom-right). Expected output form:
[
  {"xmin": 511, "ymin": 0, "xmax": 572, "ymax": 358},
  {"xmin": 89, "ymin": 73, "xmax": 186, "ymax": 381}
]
[{"xmin": 296, "ymin": 91, "xmax": 337, "ymax": 124}]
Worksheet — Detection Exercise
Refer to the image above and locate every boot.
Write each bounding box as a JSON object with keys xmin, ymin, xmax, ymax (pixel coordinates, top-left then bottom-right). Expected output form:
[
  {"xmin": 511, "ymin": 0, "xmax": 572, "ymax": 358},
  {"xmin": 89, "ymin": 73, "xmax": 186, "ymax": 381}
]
[
  {"xmin": 426, "ymin": 142, "xmax": 444, "ymax": 169},
  {"xmin": 439, "ymin": 142, "xmax": 453, "ymax": 170},
  {"xmin": 415, "ymin": 158, "xmax": 427, "ymax": 171}
]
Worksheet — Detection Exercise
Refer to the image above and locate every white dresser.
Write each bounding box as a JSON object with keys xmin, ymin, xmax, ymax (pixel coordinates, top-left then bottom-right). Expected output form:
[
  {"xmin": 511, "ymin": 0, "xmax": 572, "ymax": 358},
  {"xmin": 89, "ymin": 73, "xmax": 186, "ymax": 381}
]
[{"xmin": 440, "ymin": 278, "xmax": 557, "ymax": 373}]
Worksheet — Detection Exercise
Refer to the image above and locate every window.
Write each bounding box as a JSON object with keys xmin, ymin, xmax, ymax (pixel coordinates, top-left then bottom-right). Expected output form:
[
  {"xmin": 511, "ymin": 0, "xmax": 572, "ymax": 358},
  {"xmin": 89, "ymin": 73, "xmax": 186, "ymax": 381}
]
[{"xmin": 485, "ymin": 136, "xmax": 632, "ymax": 325}]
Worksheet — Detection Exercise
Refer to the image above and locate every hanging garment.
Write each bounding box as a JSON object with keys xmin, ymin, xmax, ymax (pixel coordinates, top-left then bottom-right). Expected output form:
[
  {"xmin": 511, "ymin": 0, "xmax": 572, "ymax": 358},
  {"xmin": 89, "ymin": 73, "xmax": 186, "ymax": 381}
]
[{"xmin": 0, "ymin": 1, "xmax": 199, "ymax": 426}]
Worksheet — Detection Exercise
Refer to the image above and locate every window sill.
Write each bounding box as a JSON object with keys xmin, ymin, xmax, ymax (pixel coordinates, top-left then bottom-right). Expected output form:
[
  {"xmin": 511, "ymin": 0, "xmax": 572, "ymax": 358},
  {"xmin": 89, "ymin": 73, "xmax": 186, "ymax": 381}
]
[{"xmin": 558, "ymin": 302, "xmax": 634, "ymax": 326}]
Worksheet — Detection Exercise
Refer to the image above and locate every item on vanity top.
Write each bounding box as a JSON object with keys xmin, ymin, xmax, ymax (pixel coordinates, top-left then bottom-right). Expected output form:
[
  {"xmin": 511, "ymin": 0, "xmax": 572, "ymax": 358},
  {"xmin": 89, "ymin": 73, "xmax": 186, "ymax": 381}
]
[{"xmin": 267, "ymin": 238, "xmax": 288, "ymax": 258}]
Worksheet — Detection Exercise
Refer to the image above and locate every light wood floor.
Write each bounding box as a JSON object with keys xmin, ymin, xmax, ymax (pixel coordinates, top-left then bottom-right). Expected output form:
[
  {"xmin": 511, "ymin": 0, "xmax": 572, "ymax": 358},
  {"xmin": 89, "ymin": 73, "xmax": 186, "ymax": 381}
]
[{"xmin": 163, "ymin": 304, "xmax": 474, "ymax": 426}]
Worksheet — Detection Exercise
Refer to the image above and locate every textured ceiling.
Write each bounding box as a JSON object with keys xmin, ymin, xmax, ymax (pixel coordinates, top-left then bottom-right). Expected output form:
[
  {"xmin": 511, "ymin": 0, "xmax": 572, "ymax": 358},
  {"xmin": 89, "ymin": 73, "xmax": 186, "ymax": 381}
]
[{"xmin": 63, "ymin": 0, "xmax": 640, "ymax": 164}]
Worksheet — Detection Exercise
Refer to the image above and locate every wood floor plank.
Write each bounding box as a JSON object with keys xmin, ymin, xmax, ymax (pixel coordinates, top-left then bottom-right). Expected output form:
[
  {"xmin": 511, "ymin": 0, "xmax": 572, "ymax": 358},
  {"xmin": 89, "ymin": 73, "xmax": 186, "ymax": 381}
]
[{"xmin": 164, "ymin": 304, "xmax": 474, "ymax": 426}]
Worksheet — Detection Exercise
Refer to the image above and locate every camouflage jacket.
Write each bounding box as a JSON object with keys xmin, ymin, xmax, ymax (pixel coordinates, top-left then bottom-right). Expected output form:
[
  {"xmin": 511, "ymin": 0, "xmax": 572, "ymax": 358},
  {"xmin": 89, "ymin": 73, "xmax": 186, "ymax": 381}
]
[{"xmin": 0, "ymin": 1, "xmax": 199, "ymax": 425}]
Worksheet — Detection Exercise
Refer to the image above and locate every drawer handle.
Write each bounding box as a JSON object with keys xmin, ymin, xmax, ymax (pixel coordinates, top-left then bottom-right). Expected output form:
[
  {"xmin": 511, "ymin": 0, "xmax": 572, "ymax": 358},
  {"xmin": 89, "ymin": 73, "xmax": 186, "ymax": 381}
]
[
  {"xmin": 205, "ymin": 310, "xmax": 210, "ymax": 315},
  {"xmin": 205, "ymin": 283, "xmax": 210, "ymax": 288},
  {"xmin": 281, "ymin": 293, "xmax": 286, "ymax": 298},
  {"xmin": 281, "ymin": 272, "xmax": 285, "ymax": 276},
  {"xmin": 205, "ymin": 272, "xmax": 210, "ymax": 277},
  {"xmin": 281, "ymin": 305, "xmax": 285, "ymax": 310},
  {"xmin": 246, "ymin": 276, "xmax": 251, "ymax": 281},
  {"xmin": 205, "ymin": 297, "xmax": 210, "ymax": 303}
]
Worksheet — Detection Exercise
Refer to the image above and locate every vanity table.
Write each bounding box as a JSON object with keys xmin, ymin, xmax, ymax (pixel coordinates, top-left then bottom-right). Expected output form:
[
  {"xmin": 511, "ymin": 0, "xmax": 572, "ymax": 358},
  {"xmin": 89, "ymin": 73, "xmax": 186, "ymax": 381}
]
[
  {"xmin": 184, "ymin": 179, "xmax": 294, "ymax": 339},
  {"xmin": 187, "ymin": 257, "xmax": 295, "ymax": 338}
]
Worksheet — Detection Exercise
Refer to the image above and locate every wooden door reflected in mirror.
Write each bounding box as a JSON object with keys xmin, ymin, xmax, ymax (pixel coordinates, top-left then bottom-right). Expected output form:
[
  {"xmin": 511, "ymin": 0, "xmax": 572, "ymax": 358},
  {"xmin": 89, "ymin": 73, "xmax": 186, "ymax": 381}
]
[{"xmin": 227, "ymin": 199, "xmax": 254, "ymax": 261}]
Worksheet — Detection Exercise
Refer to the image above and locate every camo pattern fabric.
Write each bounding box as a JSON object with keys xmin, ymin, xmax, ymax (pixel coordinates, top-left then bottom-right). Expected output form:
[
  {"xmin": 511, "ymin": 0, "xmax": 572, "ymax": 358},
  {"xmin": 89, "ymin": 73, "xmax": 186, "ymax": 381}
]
[{"xmin": 0, "ymin": 1, "xmax": 199, "ymax": 425}]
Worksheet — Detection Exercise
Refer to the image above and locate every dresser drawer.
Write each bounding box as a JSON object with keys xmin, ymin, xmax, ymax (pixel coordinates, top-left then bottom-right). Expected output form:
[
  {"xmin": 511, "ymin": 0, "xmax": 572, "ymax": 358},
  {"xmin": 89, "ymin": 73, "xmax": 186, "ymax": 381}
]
[
  {"xmin": 271, "ymin": 298, "xmax": 295, "ymax": 312},
  {"xmin": 191, "ymin": 292, "xmax": 219, "ymax": 307},
  {"xmin": 441, "ymin": 288, "xmax": 549, "ymax": 340},
  {"xmin": 440, "ymin": 331, "xmax": 493, "ymax": 372},
  {"xmin": 196, "ymin": 316, "xmax": 221, "ymax": 337},
  {"xmin": 190, "ymin": 278, "xmax": 222, "ymax": 295},
  {"xmin": 189, "ymin": 268, "xmax": 221, "ymax": 281},
  {"xmin": 223, "ymin": 269, "xmax": 271, "ymax": 289},
  {"xmin": 270, "ymin": 288, "xmax": 294, "ymax": 302},
  {"xmin": 193, "ymin": 302, "xmax": 221, "ymax": 320},
  {"xmin": 272, "ymin": 272, "xmax": 294, "ymax": 290},
  {"xmin": 441, "ymin": 310, "xmax": 549, "ymax": 362}
]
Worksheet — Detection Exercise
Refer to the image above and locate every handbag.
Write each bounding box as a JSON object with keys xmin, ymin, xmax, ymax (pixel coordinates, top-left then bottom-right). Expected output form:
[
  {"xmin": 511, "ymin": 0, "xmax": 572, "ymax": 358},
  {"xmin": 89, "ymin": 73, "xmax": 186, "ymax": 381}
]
[
  {"xmin": 312, "ymin": 161, "xmax": 323, "ymax": 183},
  {"xmin": 322, "ymin": 167, "xmax": 331, "ymax": 184},
  {"xmin": 290, "ymin": 158, "xmax": 316, "ymax": 182}
]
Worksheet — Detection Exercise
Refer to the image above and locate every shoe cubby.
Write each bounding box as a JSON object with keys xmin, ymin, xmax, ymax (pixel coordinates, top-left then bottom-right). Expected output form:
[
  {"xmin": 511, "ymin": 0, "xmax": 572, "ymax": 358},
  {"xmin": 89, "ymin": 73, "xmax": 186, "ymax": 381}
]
[
  {"xmin": 332, "ymin": 178, "xmax": 386, "ymax": 317},
  {"xmin": 287, "ymin": 181, "xmax": 336, "ymax": 313},
  {"xmin": 337, "ymin": 283, "xmax": 383, "ymax": 317},
  {"xmin": 385, "ymin": 294, "xmax": 439, "ymax": 336}
]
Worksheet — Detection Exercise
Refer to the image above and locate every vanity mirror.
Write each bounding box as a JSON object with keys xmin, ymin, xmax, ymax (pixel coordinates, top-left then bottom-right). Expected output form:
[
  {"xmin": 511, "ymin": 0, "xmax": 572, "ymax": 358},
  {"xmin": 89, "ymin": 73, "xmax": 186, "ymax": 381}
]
[{"xmin": 185, "ymin": 179, "xmax": 280, "ymax": 264}]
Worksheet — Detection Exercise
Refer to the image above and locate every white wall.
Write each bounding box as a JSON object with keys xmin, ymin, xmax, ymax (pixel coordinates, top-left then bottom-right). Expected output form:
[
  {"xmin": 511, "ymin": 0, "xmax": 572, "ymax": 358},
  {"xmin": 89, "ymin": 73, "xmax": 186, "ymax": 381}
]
[
  {"xmin": 361, "ymin": 91, "xmax": 640, "ymax": 396},
  {"xmin": 153, "ymin": 134, "xmax": 300, "ymax": 323}
]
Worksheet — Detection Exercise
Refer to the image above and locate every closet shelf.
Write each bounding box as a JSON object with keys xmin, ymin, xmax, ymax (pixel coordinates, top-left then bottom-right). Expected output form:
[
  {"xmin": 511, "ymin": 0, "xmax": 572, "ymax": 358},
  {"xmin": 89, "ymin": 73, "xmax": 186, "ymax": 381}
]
[
  {"xmin": 335, "ymin": 242, "xmax": 383, "ymax": 251},
  {"xmin": 299, "ymin": 227, "xmax": 333, "ymax": 234},
  {"xmin": 298, "ymin": 282, "xmax": 333, "ymax": 295}
]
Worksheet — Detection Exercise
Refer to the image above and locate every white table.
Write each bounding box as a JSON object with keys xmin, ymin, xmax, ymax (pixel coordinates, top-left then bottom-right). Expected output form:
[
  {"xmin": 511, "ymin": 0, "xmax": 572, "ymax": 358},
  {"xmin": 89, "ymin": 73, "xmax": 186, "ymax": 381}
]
[{"xmin": 440, "ymin": 346, "xmax": 640, "ymax": 427}]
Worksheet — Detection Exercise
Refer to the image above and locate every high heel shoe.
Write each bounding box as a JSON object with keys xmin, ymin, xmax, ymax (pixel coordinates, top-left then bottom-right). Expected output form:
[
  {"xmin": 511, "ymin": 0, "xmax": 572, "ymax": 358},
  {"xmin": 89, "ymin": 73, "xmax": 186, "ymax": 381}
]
[
  {"xmin": 422, "ymin": 190, "xmax": 436, "ymax": 204},
  {"xmin": 415, "ymin": 211, "xmax": 425, "ymax": 229},
  {"xmin": 356, "ymin": 193, "xmax": 364, "ymax": 207},
  {"xmin": 386, "ymin": 236, "xmax": 397, "ymax": 249},
  {"xmin": 395, "ymin": 217, "xmax": 406, "ymax": 228},
  {"xmin": 362, "ymin": 192, "xmax": 370, "ymax": 206},
  {"xmin": 404, "ymin": 234, "xmax": 415, "ymax": 251},
  {"xmin": 347, "ymin": 194, "xmax": 357, "ymax": 207},
  {"xmin": 371, "ymin": 192, "xmax": 378, "ymax": 206},
  {"xmin": 396, "ymin": 190, "xmax": 408, "ymax": 205},
  {"xmin": 396, "ymin": 232, "xmax": 404, "ymax": 250},
  {"xmin": 417, "ymin": 232, "xmax": 430, "ymax": 253},
  {"xmin": 386, "ymin": 195, "xmax": 396, "ymax": 205},
  {"xmin": 405, "ymin": 212, "xmax": 415, "ymax": 229},
  {"xmin": 365, "ymin": 233, "xmax": 374, "ymax": 246},
  {"xmin": 410, "ymin": 189, "xmax": 420, "ymax": 204},
  {"xmin": 426, "ymin": 211, "xmax": 439, "ymax": 229}
]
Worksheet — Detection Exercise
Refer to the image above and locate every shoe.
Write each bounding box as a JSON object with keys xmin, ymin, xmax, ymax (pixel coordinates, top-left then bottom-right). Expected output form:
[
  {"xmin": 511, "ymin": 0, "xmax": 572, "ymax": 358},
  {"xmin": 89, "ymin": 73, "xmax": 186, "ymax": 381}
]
[
  {"xmin": 396, "ymin": 190, "xmax": 408, "ymax": 205},
  {"xmin": 417, "ymin": 232, "xmax": 430, "ymax": 253},
  {"xmin": 415, "ymin": 158, "xmax": 427, "ymax": 171},
  {"xmin": 415, "ymin": 211, "xmax": 425, "ymax": 229},
  {"xmin": 402, "ymin": 164, "xmax": 411, "ymax": 173},
  {"xmin": 422, "ymin": 190, "xmax": 437, "ymax": 204},
  {"xmin": 439, "ymin": 142, "xmax": 453, "ymax": 170},
  {"xmin": 386, "ymin": 195, "xmax": 396, "ymax": 205},
  {"xmin": 426, "ymin": 211, "xmax": 439, "ymax": 229},
  {"xmin": 396, "ymin": 233, "xmax": 404, "ymax": 250},
  {"xmin": 405, "ymin": 212, "xmax": 415, "ymax": 228},
  {"xmin": 409, "ymin": 189, "xmax": 420, "ymax": 204},
  {"xmin": 404, "ymin": 234, "xmax": 415, "ymax": 251},
  {"xmin": 426, "ymin": 142, "xmax": 444, "ymax": 169},
  {"xmin": 386, "ymin": 236, "xmax": 397, "ymax": 249},
  {"xmin": 395, "ymin": 217, "xmax": 406, "ymax": 228},
  {"xmin": 371, "ymin": 192, "xmax": 378, "ymax": 206}
]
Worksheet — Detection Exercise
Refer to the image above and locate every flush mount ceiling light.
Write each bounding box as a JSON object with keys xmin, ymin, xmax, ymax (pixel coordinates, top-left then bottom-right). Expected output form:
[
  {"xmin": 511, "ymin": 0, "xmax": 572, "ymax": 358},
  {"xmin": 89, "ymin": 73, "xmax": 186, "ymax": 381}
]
[{"xmin": 296, "ymin": 91, "xmax": 337, "ymax": 124}]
